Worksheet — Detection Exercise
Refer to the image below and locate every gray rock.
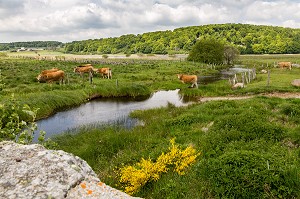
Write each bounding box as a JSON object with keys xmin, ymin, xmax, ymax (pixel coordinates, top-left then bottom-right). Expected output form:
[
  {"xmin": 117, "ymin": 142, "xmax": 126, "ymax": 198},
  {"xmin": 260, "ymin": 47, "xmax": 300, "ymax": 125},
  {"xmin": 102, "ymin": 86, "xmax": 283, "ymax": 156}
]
[
  {"xmin": 291, "ymin": 79, "xmax": 300, "ymax": 87},
  {"xmin": 0, "ymin": 141, "xmax": 141, "ymax": 199}
]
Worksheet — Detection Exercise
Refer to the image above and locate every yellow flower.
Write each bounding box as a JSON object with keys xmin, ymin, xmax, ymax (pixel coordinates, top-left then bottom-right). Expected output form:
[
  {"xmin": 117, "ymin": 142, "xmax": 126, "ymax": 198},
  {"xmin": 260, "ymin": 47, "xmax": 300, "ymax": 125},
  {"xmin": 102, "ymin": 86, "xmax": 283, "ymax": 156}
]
[{"xmin": 117, "ymin": 138, "xmax": 201, "ymax": 195}]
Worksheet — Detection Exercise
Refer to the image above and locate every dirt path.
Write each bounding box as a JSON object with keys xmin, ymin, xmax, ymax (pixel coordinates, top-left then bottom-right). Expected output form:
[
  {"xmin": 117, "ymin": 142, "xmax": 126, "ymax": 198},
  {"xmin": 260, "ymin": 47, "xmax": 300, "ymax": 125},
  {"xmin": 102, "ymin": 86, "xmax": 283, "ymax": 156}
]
[{"xmin": 199, "ymin": 92, "xmax": 300, "ymax": 102}]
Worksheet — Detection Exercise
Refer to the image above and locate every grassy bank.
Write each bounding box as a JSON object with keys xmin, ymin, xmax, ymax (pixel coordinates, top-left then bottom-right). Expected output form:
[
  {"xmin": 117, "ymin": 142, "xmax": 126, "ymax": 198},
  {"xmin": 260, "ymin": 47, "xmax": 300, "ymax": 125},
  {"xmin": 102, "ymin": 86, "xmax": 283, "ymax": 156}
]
[{"xmin": 53, "ymin": 97, "xmax": 300, "ymax": 198}]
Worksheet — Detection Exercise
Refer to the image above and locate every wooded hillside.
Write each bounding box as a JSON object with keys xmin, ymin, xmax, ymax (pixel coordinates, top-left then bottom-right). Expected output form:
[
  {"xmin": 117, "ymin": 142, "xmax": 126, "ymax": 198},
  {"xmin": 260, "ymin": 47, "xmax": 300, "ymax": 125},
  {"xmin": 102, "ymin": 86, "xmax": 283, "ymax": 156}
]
[
  {"xmin": 64, "ymin": 23, "xmax": 300, "ymax": 55},
  {"xmin": 2, "ymin": 24, "xmax": 300, "ymax": 55}
]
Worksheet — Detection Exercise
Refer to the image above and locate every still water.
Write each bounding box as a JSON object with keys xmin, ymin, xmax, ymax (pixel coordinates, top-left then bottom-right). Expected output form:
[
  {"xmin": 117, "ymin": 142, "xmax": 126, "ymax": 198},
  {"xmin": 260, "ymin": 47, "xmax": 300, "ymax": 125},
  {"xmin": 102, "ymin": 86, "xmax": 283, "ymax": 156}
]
[{"xmin": 35, "ymin": 89, "xmax": 195, "ymax": 140}]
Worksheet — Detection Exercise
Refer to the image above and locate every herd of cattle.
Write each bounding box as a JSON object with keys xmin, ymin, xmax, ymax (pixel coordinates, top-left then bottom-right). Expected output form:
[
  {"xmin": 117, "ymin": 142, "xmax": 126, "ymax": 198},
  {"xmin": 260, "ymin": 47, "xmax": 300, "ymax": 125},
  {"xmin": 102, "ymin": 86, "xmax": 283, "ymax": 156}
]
[
  {"xmin": 36, "ymin": 61, "xmax": 294, "ymax": 88},
  {"xmin": 36, "ymin": 64, "xmax": 112, "ymax": 83}
]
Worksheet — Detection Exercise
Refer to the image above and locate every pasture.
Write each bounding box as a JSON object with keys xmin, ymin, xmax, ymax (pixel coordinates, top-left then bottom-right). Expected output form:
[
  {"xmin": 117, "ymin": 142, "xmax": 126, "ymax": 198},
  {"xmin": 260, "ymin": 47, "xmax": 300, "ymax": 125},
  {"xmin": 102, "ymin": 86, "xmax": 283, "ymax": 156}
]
[
  {"xmin": 2, "ymin": 53, "xmax": 300, "ymax": 120},
  {"xmin": 1, "ymin": 53, "xmax": 300, "ymax": 198}
]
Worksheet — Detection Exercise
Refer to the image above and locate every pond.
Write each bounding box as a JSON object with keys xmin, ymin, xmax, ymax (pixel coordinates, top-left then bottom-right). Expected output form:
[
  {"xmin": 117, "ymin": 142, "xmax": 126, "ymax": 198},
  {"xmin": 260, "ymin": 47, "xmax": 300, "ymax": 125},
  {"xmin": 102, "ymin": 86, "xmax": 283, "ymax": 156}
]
[
  {"xmin": 199, "ymin": 66, "xmax": 250, "ymax": 84},
  {"xmin": 35, "ymin": 89, "xmax": 196, "ymax": 141}
]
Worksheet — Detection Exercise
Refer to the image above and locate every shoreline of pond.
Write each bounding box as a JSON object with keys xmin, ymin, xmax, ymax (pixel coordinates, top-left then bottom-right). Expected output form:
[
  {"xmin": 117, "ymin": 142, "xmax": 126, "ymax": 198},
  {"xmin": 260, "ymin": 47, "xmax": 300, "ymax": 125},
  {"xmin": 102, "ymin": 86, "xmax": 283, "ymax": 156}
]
[{"xmin": 34, "ymin": 89, "xmax": 197, "ymax": 140}]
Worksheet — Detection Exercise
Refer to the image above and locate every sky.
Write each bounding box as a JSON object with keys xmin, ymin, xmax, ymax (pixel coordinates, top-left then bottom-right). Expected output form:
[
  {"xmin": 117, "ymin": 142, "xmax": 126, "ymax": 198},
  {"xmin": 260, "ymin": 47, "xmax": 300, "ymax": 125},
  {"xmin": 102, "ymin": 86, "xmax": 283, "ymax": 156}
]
[{"xmin": 1, "ymin": 0, "xmax": 300, "ymax": 43}]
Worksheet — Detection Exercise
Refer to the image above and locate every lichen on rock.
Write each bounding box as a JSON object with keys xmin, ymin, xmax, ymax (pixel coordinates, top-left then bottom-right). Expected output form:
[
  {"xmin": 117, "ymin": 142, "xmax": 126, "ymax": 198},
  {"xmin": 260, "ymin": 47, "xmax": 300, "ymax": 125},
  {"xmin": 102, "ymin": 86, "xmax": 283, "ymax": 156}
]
[{"xmin": 0, "ymin": 141, "xmax": 141, "ymax": 199}]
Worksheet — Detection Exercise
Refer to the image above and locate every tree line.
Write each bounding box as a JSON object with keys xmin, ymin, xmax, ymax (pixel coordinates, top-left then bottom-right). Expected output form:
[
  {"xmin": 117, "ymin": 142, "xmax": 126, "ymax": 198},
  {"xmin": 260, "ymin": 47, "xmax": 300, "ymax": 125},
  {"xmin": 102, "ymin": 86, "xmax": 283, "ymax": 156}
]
[
  {"xmin": 0, "ymin": 41, "xmax": 63, "ymax": 51},
  {"xmin": 64, "ymin": 23, "xmax": 300, "ymax": 55},
  {"xmin": 2, "ymin": 24, "xmax": 300, "ymax": 54}
]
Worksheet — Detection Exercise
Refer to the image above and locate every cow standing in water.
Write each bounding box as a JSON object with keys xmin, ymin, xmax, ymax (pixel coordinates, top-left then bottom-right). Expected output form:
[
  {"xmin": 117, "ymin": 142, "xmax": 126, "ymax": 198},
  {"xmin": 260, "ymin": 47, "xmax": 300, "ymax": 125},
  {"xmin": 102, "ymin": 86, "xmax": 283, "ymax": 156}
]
[
  {"xmin": 94, "ymin": 67, "xmax": 112, "ymax": 79},
  {"xmin": 177, "ymin": 74, "xmax": 198, "ymax": 88},
  {"xmin": 278, "ymin": 62, "xmax": 292, "ymax": 70}
]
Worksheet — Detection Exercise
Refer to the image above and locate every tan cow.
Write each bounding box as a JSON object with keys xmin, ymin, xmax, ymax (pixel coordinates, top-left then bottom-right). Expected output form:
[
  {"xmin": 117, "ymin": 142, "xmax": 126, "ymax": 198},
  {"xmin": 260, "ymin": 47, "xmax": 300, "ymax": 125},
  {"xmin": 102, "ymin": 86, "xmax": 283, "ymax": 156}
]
[
  {"xmin": 95, "ymin": 67, "xmax": 112, "ymax": 79},
  {"xmin": 77, "ymin": 64, "xmax": 93, "ymax": 68},
  {"xmin": 74, "ymin": 65, "xmax": 94, "ymax": 78},
  {"xmin": 37, "ymin": 70, "xmax": 65, "ymax": 84},
  {"xmin": 278, "ymin": 62, "xmax": 292, "ymax": 70},
  {"xmin": 177, "ymin": 74, "xmax": 198, "ymax": 88},
  {"xmin": 40, "ymin": 68, "xmax": 60, "ymax": 75}
]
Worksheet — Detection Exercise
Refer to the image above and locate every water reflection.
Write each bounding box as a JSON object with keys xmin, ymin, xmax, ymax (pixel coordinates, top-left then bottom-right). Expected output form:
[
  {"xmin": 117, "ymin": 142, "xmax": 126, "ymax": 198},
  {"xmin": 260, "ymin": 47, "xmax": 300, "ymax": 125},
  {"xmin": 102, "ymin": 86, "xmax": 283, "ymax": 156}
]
[
  {"xmin": 35, "ymin": 89, "xmax": 195, "ymax": 140},
  {"xmin": 198, "ymin": 66, "xmax": 250, "ymax": 84}
]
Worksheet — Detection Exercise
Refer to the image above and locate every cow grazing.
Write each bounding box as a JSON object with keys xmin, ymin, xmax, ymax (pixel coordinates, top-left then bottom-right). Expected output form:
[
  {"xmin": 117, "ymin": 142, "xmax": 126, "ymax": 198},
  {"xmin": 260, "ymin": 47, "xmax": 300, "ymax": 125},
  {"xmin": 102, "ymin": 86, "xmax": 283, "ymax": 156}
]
[
  {"xmin": 278, "ymin": 62, "xmax": 292, "ymax": 70},
  {"xmin": 74, "ymin": 65, "xmax": 94, "ymax": 78},
  {"xmin": 177, "ymin": 74, "xmax": 198, "ymax": 88},
  {"xmin": 40, "ymin": 68, "xmax": 60, "ymax": 75},
  {"xmin": 77, "ymin": 63, "xmax": 93, "ymax": 68},
  {"xmin": 95, "ymin": 67, "xmax": 112, "ymax": 79},
  {"xmin": 37, "ymin": 70, "xmax": 65, "ymax": 84}
]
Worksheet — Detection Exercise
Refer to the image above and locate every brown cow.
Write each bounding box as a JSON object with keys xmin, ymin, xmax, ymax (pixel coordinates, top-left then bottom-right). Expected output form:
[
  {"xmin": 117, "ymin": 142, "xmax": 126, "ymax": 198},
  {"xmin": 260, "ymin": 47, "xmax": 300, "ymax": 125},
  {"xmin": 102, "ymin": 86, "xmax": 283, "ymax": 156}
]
[
  {"xmin": 37, "ymin": 70, "xmax": 64, "ymax": 84},
  {"xmin": 77, "ymin": 64, "xmax": 93, "ymax": 68},
  {"xmin": 74, "ymin": 65, "xmax": 94, "ymax": 78},
  {"xmin": 177, "ymin": 74, "xmax": 198, "ymax": 88},
  {"xmin": 40, "ymin": 68, "xmax": 59, "ymax": 75},
  {"xmin": 278, "ymin": 62, "xmax": 292, "ymax": 70},
  {"xmin": 95, "ymin": 67, "xmax": 112, "ymax": 79}
]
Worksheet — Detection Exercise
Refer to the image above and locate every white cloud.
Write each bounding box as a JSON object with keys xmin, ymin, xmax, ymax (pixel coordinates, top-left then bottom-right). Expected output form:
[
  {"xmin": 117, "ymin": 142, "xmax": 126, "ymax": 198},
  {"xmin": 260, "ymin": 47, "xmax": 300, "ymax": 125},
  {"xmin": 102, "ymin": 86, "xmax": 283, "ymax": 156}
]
[{"xmin": 1, "ymin": 0, "xmax": 300, "ymax": 42}]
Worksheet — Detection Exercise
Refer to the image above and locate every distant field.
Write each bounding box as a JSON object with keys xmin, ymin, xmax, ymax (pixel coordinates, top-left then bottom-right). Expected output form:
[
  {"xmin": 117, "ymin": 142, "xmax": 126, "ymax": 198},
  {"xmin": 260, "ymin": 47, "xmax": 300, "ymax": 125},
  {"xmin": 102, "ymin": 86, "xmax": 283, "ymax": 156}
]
[
  {"xmin": 7, "ymin": 50, "xmax": 188, "ymax": 61},
  {"xmin": 7, "ymin": 50, "xmax": 300, "ymax": 63}
]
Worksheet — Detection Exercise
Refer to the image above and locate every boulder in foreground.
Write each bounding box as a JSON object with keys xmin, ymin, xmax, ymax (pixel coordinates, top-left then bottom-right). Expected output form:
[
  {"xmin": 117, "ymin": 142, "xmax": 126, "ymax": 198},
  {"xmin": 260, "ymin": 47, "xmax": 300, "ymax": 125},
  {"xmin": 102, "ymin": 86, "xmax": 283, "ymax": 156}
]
[{"xmin": 0, "ymin": 141, "xmax": 141, "ymax": 199}]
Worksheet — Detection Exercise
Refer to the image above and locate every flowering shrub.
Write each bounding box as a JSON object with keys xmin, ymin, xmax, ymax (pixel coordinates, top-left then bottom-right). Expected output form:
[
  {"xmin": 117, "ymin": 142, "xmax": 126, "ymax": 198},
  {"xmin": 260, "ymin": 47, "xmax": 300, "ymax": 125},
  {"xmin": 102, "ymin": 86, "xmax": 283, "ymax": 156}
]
[{"xmin": 117, "ymin": 138, "xmax": 200, "ymax": 195}]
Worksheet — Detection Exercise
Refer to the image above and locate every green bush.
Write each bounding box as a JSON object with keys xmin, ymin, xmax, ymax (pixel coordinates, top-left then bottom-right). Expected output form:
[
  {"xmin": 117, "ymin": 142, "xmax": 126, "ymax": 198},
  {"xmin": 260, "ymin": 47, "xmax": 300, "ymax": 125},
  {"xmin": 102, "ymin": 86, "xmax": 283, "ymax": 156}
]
[
  {"xmin": 200, "ymin": 150, "xmax": 300, "ymax": 198},
  {"xmin": 0, "ymin": 95, "xmax": 38, "ymax": 144},
  {"xmin": 187, "ymin": 37, "xmax": 224, "ymax": 64},
  {"xmin": 211, "ymin": 111, "xmax": 284, "ymax": 141}
]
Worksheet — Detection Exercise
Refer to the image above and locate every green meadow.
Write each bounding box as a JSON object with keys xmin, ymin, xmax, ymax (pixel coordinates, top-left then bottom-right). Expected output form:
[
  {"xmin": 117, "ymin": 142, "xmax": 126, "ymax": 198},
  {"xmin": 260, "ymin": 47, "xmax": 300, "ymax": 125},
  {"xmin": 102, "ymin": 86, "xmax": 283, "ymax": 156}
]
[{"xmin": 1, "ymin": 53, "xmax": 300, "ymax": 198}]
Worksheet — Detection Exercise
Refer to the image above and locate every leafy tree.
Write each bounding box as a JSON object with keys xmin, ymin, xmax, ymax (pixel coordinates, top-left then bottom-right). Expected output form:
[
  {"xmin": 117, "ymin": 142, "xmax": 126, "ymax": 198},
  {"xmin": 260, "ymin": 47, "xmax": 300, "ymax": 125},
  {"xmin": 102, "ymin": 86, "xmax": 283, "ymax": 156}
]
[
  {"xmin": 224, "ymin": 45, "xmax": 240, "ymax": 65},
  {"xmin": 187, "ymin": 38, "xmax": 224, "ymax": 64}
]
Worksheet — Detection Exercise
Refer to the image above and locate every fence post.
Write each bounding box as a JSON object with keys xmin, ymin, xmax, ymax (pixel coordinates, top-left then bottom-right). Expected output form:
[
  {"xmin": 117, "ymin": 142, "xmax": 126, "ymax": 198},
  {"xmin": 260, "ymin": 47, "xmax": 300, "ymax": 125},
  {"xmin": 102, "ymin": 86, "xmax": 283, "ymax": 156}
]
[
  {"xmin": 242, "ymin": 73, "xmax": 245, "ymax": 85},
  {"xmin": 89, "ymin": 71, "xmax": 93, "ymax": 84},
  {"xmin": 67, "ymin": 73, "xmax": 69, "ymax": 85},
  {"xmin": 267, "ymin": 70, "xmax": 270, "ymax": 87},
  {"xmin": 248, "ymin": 69, "xmax": 251, "ymax": 83},
  {"xmin": 252, "ymin": 68, "xmax": 256, "ymax": 79}
]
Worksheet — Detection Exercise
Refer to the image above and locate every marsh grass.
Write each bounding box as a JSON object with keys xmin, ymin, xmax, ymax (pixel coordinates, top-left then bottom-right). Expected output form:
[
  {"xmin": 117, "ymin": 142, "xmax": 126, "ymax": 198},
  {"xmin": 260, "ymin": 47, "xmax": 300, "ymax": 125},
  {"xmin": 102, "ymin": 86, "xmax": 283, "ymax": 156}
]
[{"xmin": 53, "ymin": 97, "xmax": 300, "ymax": 198}]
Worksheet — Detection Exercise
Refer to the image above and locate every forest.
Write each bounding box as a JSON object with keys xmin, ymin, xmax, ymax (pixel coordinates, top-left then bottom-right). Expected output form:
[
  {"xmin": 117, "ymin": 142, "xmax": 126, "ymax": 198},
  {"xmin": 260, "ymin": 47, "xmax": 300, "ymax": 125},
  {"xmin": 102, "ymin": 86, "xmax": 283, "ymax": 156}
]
[
  {"xmin": 63, "ymin": 23, "xmax": 300, "ymax": 55},
  {"xmin": 0, "ymin": 41, "xmax": 63, "ymax": 51},
  {"xmin": 2, "ymin": 23, "xmax": 300, "ymax": 55}
]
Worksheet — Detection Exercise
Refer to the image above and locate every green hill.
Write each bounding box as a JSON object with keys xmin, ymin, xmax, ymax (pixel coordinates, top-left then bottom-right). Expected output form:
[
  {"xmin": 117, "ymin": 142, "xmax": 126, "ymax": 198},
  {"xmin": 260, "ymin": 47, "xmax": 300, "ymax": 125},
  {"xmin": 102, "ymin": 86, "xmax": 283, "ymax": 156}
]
[
  {"xmin": 64, "ymin": 23, "xmax": 300, "ymax": 55},
  {"xmin": 2, "ymin": 24, "xmax": 300, "ymax": 55}
]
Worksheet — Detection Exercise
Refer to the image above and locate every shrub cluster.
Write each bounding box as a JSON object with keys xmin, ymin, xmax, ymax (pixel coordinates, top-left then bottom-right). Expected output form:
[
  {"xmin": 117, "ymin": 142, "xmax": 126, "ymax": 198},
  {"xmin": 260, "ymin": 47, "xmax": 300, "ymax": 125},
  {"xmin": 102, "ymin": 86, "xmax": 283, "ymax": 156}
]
[{"xmin": 117, "ymin": 138, "xmax": 200, "ymax": 195}]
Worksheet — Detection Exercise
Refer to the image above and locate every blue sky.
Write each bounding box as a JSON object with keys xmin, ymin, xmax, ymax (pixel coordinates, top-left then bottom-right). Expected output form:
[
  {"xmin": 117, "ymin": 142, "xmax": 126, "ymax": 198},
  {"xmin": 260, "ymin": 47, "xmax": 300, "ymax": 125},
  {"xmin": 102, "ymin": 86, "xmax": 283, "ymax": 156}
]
[{"xmin": 1, "ymin": 0, "xmax": 300, "ymax": 42}]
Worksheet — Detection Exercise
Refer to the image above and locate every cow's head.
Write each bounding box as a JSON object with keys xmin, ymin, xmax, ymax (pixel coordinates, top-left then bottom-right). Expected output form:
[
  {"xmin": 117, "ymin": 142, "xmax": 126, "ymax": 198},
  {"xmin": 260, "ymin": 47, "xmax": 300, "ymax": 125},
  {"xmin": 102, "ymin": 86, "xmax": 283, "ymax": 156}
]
[
  {"xmin": 37, "ymin": 74, "xmax": 46, "ymax": 83},
  {"xmin": 177, "ymin": 74, "xmax": 183, "ymax": 79}
]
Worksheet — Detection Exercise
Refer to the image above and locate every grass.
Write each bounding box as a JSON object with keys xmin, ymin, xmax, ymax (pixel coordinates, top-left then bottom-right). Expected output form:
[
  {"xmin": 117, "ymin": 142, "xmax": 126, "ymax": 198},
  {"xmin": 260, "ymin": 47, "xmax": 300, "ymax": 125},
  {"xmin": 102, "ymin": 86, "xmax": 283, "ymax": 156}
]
[
  {"xmin": 2, "ymin": 53, "xmax": 300, "ymax": 198},
  {"xmin": 53, "ymin": 97, "xmax": 300, "ymax": 198}
]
